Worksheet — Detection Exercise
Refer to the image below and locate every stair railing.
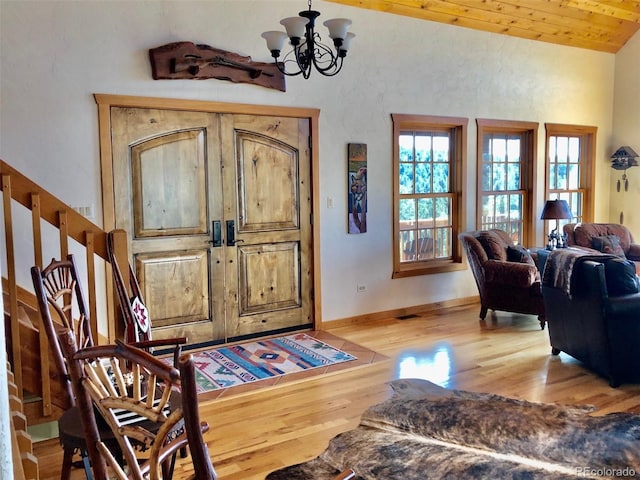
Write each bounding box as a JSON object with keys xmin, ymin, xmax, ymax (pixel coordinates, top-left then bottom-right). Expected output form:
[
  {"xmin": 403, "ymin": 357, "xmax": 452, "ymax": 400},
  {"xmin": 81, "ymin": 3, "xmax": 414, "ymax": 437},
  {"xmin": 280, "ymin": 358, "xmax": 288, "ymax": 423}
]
[{"xmin": 0, "ymin": 159, "xmax": 125, "ymax": 420}]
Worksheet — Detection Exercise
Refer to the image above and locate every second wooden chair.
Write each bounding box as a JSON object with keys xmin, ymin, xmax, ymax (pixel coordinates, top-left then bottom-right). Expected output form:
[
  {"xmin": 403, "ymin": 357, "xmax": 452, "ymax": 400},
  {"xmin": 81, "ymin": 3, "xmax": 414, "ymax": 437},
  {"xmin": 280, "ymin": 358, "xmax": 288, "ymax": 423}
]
[
  {"xmin": 58, "ymin": 329, "xmax": 217, "ymax": 480},
  {"xmin": 106, "ymin": 229, "xmax": 187, "ymax": 366}
]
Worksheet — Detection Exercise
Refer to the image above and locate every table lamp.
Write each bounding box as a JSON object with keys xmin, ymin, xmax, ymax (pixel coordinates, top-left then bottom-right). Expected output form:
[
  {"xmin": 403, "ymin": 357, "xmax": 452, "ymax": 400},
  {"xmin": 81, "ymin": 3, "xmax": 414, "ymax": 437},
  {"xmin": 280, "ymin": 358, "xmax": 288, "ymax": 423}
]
[{"xmin": 540, "ymin": 199, "xmax": 572, "ymax": 250}]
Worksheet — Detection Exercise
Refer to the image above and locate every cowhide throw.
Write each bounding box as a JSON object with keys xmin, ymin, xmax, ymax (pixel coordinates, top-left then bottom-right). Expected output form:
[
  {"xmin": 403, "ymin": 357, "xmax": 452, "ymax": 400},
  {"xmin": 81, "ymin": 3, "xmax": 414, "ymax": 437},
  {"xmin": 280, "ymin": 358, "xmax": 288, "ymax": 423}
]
[
  {"xmin": 266, "ymin": 379, "xmax": 640, "ymax": 479},
  {"xmin": 541, "ymin": 249, "xmax": 617, "ymax": 297}
]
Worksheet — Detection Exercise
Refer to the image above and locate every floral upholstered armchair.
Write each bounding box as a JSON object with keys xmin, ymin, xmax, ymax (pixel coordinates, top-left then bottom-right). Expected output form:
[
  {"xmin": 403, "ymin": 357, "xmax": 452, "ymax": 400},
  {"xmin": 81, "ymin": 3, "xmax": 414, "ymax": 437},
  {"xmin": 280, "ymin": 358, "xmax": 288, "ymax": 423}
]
[
  {"xmin": 563, "ymin": 223, "xmax": 640, "ymax": 273},
  {"xmin": 459, "ymin": 229, "xmax": 545, "ymax": 329}
]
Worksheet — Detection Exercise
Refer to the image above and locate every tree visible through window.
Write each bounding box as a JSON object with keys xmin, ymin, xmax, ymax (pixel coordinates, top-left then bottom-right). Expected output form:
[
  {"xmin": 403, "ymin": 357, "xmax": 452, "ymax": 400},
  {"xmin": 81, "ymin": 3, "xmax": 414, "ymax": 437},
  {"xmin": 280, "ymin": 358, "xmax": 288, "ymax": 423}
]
[
  {"xmin": 544, "ymin": 124, "xmax": 596, "ymax": 236},
  {"xmin": 479, "ymin": 134, "xmax": 525, "ymax": 243},
  {"xmin": 392, "ymin": 114, "xmax": 467, "ymax": 278},
  {"xmin": 476, "ymin": 120, "xmax": 538, "ymax": 246},
  {"xmin": 399, "ymin": 131, "xmax": 451, "ymax": 260}
]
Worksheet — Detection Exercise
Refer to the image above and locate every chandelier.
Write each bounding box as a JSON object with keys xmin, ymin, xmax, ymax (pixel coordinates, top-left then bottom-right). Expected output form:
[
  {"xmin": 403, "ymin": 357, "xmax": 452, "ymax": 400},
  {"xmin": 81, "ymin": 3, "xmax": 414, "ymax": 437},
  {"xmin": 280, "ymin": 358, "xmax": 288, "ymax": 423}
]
[{"xmin": 261, "ymin": 0, "xmax": 355, "ymax": 79}]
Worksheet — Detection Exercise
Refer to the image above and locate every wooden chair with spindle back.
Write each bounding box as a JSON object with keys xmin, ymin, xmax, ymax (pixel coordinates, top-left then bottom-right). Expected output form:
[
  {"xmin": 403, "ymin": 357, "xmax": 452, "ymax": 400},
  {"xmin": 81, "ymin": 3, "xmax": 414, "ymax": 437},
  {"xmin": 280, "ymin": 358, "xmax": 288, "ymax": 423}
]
[
  {"xmin": 108, "ymin": 230, "xmax": 190, "ymax": 460},
  {"xmin": 31, "ymin": 255, "xmax": 113, "ymax": 480},
  {"xmin": 32, "ymin": 253, "xmax": 189, "ymax": 479},
  {"xmin": 58, "ymin": 329, "xmax": 217, "ymax": 480}
]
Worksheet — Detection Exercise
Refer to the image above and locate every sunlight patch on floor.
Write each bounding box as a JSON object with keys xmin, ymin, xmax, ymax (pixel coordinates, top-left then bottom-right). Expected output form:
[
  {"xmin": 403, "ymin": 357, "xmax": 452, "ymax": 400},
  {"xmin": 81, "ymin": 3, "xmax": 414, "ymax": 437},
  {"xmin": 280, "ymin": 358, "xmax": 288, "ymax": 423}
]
[{"xmin": 396, "ymin": 343, "xmax": 453, "ymax": 387}]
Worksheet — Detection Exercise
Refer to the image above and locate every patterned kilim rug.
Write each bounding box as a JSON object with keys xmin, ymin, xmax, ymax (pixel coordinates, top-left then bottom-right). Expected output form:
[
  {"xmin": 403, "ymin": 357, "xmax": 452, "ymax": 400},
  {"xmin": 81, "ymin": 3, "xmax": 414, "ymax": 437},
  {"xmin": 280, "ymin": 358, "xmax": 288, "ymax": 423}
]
[{"xmin": 183, "ymin": 333, "xmax": 358, "ymax": 394}]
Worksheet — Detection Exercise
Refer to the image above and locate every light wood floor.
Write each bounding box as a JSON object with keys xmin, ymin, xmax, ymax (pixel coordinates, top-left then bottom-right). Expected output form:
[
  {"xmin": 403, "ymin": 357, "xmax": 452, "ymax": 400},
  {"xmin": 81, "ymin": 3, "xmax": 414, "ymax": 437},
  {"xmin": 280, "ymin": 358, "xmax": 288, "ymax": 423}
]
[{"xmin": 33, "ymin": 303, "xmax": 640, "ymax": 479}]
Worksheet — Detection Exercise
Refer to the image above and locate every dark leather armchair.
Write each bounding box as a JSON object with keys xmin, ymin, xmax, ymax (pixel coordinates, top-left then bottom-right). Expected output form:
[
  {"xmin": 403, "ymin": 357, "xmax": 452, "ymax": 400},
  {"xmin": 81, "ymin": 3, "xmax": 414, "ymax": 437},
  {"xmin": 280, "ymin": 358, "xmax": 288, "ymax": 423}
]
[
  {"xmin": 459, "ymin": 229, "xmax": 545, "ymax": 329},
  {"xmin": 541, "ymin": 249, "xmax": 640, "ymax": 387}
]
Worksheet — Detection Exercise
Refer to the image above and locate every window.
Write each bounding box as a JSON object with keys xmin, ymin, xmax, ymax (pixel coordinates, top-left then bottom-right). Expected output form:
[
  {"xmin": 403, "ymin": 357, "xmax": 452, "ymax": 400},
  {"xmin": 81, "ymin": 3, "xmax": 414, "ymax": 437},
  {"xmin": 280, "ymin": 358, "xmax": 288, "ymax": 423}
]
[
  {"xmin": 544, "ymin": 124, "xmax": 596, "ymax": 236},
  {"xmin": 392, "ymin": 114, "xmax": 467, "ymax": 278},
  {"xmin": 476, "ymin": 120, "xmax": 538, "ymax": 246}
]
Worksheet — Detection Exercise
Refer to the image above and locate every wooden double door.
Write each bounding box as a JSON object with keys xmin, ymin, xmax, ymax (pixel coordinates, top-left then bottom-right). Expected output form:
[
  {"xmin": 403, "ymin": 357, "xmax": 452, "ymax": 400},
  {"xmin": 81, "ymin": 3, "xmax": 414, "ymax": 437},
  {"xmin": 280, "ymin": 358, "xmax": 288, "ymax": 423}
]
[{"xmin": 110, "ymin": 106, "xmax": 313, "ymax": 345}]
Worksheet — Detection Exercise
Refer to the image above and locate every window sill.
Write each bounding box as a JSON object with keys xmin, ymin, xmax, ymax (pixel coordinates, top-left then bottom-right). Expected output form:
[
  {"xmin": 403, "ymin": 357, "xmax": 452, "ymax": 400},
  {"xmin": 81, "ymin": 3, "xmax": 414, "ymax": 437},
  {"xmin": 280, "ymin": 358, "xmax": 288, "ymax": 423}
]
[{"xmin": 392, "ymin": 260, "xmax": 466, "ymax": 278}]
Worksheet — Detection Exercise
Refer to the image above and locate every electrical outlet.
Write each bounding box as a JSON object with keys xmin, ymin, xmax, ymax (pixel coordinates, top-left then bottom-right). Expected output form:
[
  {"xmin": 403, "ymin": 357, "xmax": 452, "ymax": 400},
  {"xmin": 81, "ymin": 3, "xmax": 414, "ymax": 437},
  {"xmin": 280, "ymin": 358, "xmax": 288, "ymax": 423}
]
[{"xmin": 357, "ymin": 284, "xmax": 366, "ymax": 293}]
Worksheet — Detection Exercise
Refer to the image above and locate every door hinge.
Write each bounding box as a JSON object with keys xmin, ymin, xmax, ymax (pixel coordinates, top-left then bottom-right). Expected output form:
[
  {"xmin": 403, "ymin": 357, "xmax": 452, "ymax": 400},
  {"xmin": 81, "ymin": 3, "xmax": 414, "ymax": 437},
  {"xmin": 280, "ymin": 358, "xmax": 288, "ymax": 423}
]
[{"xmin": 310, "ymin": 213, "xmax": 313, "ymax": 225}]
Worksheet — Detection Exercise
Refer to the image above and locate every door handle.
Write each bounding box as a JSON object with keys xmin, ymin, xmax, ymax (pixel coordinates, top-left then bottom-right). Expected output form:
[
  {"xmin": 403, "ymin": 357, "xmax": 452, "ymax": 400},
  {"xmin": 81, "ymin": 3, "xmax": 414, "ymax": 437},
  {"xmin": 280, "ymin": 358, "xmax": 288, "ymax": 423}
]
[
  {"xmin": 225, "ymin": 220, "xmax": 245, "ymax": 246},
  {"xmin": 211, "ymin": 220, "xmax": 222, "ymax": 247},
  {"xmin": 226, "ymin": 220, "xmax": 236, "ymax": 246}
]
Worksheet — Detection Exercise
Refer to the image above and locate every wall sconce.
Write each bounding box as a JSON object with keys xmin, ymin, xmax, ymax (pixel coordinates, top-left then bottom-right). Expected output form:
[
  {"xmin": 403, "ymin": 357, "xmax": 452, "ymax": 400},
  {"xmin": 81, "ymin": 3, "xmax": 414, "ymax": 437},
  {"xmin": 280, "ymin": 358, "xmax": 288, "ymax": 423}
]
[
  {"xmin": 611, "ymin": 146, "xmax": 638, "ymax": 192},
  {"xmin": 540, "ymin": 199, "xmax": 572, "ymax": 250}
]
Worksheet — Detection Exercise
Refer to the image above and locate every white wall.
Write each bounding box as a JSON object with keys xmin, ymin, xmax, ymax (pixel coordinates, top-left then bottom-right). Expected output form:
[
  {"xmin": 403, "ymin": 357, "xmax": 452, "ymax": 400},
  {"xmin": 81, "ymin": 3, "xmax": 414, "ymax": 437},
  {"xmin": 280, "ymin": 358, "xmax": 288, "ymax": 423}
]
[
  {"xmin": 611, "ymin": 32, "xmax": 640, "ymax": 233},
  {"xmin": 0, "ymin": 0, "xmax": 617, "ymax": 323}
]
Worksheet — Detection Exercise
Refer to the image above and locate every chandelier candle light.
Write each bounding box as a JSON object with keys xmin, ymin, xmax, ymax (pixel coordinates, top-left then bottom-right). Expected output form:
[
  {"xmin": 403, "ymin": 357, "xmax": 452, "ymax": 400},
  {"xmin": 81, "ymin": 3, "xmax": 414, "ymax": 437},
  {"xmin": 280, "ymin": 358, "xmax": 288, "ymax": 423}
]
[{"xmin": 261, "ymin": 0, "xmax": 355, "ymax": 78}]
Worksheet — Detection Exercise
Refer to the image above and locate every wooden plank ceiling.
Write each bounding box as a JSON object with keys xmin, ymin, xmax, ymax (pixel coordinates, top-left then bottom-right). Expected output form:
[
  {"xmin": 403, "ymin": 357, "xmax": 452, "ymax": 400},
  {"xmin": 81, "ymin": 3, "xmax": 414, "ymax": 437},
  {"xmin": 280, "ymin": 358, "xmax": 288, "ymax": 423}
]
[{"xmin": 325, "ymin": 0, "xmax": 640, "ymax": 53}]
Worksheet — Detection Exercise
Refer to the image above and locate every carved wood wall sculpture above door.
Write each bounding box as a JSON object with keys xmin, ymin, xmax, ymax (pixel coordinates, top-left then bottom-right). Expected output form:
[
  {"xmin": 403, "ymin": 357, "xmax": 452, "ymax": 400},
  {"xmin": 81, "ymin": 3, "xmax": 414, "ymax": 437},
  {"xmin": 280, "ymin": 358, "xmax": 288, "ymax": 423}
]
[
  {"xmin": 96, "ymin": 95, "xmax": 319, "ymax": 346},
  {"xmin": 149, "ymin": 42, "xmax": 286, "ymax": 92}
]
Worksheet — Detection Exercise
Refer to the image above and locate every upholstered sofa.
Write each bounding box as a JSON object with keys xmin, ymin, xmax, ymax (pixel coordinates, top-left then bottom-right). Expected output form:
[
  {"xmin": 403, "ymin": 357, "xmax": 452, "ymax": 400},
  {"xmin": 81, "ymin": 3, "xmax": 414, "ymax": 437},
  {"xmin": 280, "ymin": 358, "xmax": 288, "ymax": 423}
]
[
  {"xmin": 563, "ymin": 222, "xmax": 640, "ymax": 272},
  {"xmin": 459, "ymin": 230, "xmax": 545, "ymax": 329},
  {"xmin": 541, "ymin": 248, "xmax": 640, "ymax": 387}
]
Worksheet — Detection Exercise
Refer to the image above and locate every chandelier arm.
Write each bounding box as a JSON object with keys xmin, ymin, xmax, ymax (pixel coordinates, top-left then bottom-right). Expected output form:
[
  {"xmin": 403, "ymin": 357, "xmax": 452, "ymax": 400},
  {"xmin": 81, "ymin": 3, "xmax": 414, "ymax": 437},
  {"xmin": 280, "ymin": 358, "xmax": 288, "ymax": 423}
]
[
  {"xmin": 273, "ymin": 60, "xmax": 303, "ymax": 77},
  {"xmin": 277, "ymin": 60, "xmax": 304, "ymax": 77},
  {"xmin": 316, "ymin": 57, "xmax": 344, "ymax": 76},
  {"xmin": 311, "ymin": 54, "xmax": 342, "ymax": 75},
  {"xmin": 310, "ymin": 40, "xmax": 343, "ymax": 75},
  {"xmin": 295, "ymin": 42, "xmax": 314, "ymax": 78},
  {"xmin": 275, "ymin": 51, "xmax": 307, "ymax": 77}
]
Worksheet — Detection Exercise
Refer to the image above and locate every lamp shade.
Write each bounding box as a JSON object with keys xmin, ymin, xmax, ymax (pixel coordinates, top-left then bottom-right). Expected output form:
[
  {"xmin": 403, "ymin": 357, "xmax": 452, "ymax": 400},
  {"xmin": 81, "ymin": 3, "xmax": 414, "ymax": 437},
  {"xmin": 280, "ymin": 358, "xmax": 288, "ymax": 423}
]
[
  {"xmin": 540, "ymin": 199, "xmax": 572, "ymax": 220},
  {"xmin": 280, "ymin": 16, "xmax": 309, "ymax": 39},
  {"xmin": 340, "ymin": 32, "xmax": 356, "ymax": 52},
  {"xmin": 262, "ymin": 31, "xmax": 288, "ymax": 53},
  {"xmin": 323, "ymin": 18, "xmax": 352, "ymax": 40}
]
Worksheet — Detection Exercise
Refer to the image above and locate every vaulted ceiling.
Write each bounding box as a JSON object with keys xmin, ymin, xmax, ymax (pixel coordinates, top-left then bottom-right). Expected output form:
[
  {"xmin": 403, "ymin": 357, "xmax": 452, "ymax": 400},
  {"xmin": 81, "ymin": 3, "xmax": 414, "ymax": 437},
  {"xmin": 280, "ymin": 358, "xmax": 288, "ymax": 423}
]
[{"xmin": 326, "ymin": 0, "xmax": 640, "ymax": 53}]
